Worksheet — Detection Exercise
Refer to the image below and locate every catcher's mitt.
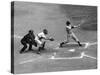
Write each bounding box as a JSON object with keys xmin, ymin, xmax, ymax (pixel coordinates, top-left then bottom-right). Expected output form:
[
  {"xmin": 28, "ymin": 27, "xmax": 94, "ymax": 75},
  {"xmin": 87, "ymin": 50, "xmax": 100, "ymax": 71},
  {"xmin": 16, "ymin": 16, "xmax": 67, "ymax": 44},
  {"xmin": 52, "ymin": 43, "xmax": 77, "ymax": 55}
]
[{"xmin": 49, "ymin": 38, "xmax": 54, "ymax": 41}]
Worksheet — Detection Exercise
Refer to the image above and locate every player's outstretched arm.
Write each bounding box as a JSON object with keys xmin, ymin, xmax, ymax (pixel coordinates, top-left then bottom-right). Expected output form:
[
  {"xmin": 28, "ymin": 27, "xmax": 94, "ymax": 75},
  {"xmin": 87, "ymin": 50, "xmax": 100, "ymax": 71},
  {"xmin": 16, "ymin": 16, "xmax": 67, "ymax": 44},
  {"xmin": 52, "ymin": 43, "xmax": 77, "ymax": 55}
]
[
  {"xmin": 72, "ymin": 20, "xmax": 84, "ymax": 29},
  {"xmin": 45, "ymin": 37, "xmax": 54, "ymax": 41},
  {"xmin": 73, "ymin": 20, "xmax": 84, "ymax": 28},
  {"xmin": 49, "ymin": 37, "xmax": 54, "ymax": 41},
  {"xmin": 72, "ymin": 24, "xmax": 81, "ymax": 29}
]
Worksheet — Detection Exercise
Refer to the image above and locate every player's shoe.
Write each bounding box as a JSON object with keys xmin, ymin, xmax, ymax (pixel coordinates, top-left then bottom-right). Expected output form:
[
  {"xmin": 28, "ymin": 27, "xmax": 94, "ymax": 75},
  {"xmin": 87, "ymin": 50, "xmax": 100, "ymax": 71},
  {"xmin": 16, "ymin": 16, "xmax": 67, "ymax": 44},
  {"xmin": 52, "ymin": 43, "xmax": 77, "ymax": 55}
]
[
  {"xmin": 37, "ymin": 47, "xmax": 42, "ymax": 54},
  {"xmin": 77, "ymin": 41, "xmax": 82, "ymax": 46},
  {"xmin": 79, "ymin": 44, "xmax": 82, "ymax": 46},
  {"xmin": 19, "ymin": 51, "xmax": 24, "ymax": 54},
  {"xmin": 59, "ymin": 42, "xmax": 65, "ymax": 47}
]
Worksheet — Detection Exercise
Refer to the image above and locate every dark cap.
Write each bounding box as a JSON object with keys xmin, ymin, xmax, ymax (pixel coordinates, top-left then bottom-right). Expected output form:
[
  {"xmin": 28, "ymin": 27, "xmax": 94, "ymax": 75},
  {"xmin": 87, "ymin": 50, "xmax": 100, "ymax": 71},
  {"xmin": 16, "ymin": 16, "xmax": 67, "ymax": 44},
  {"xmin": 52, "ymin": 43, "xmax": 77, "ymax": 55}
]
[
  {"xmin": 66, "ymin": 21, "xmax": 71, "ymax": 25},
  {"xmin": 43, "ymin": 29, "xmax": 48, "ymax": 34},
  {"xmin": 29, "ymin": 30, "xmax": 34, "ymax": 33}
]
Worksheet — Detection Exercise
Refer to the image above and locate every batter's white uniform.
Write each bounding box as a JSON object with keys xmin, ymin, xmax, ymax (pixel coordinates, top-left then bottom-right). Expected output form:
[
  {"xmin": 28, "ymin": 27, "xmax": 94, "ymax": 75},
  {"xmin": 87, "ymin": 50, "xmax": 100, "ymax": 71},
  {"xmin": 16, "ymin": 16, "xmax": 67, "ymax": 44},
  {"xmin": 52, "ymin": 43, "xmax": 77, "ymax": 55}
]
[
  {"xmin": 35, "ymin": 32, "xmax": 46, "ymax": 46},
  {"xmin": 66, "ymin": 25, "xmax": 79, "ymax": 42}
]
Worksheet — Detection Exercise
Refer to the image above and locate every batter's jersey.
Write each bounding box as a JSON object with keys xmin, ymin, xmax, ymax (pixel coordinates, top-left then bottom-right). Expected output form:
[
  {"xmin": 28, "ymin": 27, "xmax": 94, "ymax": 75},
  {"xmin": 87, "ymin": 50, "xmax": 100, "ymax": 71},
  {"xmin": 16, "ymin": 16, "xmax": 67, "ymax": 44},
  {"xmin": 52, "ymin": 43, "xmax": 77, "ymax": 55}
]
[{"xmin": 66, "ymin": 25, "xmax": 75, "ymax": 34}]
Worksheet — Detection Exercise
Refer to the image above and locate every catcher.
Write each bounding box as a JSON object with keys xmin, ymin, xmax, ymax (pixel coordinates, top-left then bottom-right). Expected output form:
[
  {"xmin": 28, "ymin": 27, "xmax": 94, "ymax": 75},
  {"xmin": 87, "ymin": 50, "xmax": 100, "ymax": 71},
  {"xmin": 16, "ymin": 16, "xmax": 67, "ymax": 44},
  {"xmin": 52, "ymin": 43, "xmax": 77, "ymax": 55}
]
[
  {"xmin": 60, "ymin": 21, "xmax": 82, "ymax": 47},
  {"xmin": 35, "ymin": 29, "xmax": 54, "ymax": 54}
]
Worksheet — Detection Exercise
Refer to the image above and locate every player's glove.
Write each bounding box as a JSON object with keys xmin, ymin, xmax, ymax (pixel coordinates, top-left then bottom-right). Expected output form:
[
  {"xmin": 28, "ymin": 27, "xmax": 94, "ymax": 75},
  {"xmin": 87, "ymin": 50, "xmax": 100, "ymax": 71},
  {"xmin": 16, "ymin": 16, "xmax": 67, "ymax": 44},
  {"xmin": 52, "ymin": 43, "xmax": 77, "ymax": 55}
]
[{"xmin": 49, "ymin": 38, "xmax": 54, "ymax": 41}]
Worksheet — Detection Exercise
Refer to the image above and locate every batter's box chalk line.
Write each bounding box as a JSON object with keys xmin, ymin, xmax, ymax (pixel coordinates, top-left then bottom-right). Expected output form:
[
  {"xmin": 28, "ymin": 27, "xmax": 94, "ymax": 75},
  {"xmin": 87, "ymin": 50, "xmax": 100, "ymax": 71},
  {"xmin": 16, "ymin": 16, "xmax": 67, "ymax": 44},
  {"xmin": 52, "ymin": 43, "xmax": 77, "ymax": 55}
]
[{"xmin": 49, "ymin": 52, "xmax": 96, "ymax": 60}]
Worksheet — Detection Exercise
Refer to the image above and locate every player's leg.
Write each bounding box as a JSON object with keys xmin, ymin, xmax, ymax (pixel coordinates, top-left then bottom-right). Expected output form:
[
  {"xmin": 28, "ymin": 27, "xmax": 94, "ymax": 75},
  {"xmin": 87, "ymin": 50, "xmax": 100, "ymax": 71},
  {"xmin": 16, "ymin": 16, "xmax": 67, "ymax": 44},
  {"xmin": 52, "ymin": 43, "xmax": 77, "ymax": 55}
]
[
  {"xmin": 37, "ymin": 41, "xmax": 46, "ymax": 54},
  {"xmin": 26, "ymin": 40, "xmax": 34, "ymax": 51},
  {"xmin": 35, "ymin": 36, "xmax": 42, "ymax": 54},
  {"xmin": 28, "ymin": 43, "xmax": 32, "ymax": 51},
  {"xmin": 60, "ymin": 34, "xmax": 70, "ymax": 47},
  {"xmin": 28, "ymin": 40, "xmax": 38, "ymax": 51},
  {"xmin": 71, "ymin": 33, "xmax": 82, "ymax": 46},
  {"xmin": 41, "ymin": 39, "xmax": 46, "ymax": 50},
  {"xmin": 65, "ymin": 34, "xmax": 70, "ymax": 43},
  {"xmin": 33, "ymin": 41, "xmax": 37, "ymax": 47},
  {"xmin": 29, "ymin": 40, "xmax": 38, "ymax": 47},
  {"xmin": 41, "ymin": 41, "xmax": 46, "ymax": 50},
  {"xmin": 20, "ymin": 40, "xmax": 27, "ymax": 53},
  {"xmin": 37, "ymin": 41, "xmax": 47, "ymax": 54}
]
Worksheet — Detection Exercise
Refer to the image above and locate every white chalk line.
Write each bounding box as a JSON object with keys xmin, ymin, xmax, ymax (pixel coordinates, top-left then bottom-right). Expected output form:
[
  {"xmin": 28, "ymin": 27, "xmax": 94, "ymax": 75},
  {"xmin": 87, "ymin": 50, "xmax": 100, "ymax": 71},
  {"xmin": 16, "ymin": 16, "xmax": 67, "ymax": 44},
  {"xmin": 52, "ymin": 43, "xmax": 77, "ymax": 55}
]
[
  {"xmin": 14, "ymin": 35, "xmax": 22, "ymax": 39},
  {"xmin": 19, "ymin": 56, "xmax": 45, "ymax": 64},
  {"xmin": 85, "ymin": 42, "xmax": 97, "ymax": 48},
  {"xmin": 49, "ymin": 51, "xmax": 96, "ymax": 60},
  {"xmin": 20, "ymin": 59, "xmax": 35, "ymax": 64}
]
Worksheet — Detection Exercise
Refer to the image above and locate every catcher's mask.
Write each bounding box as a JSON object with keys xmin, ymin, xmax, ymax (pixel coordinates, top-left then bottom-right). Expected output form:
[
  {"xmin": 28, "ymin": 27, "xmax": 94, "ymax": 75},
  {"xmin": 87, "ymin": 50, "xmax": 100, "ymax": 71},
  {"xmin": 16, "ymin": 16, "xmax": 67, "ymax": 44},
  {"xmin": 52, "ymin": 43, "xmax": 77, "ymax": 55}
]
[{"xmin": 43, "ymin": 29, "xmax": 48, "ymax": 35}]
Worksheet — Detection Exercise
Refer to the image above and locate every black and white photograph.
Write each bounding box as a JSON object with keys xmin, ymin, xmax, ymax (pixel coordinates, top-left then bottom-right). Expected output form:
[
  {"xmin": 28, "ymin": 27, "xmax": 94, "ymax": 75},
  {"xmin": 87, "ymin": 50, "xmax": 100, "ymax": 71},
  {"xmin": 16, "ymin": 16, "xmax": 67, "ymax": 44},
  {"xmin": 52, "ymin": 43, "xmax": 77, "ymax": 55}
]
[{"xmin": 11, "ymin": 1, "xmax": 97, "ymax": 74}]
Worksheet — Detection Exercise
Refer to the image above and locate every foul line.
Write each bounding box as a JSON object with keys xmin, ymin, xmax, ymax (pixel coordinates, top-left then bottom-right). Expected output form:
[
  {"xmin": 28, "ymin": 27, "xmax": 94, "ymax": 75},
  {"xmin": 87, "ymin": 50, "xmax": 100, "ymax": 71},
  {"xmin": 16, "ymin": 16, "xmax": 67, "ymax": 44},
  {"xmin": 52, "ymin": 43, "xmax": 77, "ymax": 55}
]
[
  {"xmin": 19, "ymin": 56, "xmax": 43, "ymax": 64},
  {"xmin": 20, "ymin": 59, "xmax": 36, "ymax": 64}
]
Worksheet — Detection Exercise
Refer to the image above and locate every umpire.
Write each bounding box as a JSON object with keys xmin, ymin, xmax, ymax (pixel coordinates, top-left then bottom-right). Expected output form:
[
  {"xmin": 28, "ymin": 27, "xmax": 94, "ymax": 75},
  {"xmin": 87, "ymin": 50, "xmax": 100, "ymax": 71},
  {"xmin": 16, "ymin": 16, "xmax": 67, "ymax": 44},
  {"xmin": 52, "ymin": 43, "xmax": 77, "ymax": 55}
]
[{"xmin": 20, "ymin": 30, "xmax": 37, "ymax": 53}]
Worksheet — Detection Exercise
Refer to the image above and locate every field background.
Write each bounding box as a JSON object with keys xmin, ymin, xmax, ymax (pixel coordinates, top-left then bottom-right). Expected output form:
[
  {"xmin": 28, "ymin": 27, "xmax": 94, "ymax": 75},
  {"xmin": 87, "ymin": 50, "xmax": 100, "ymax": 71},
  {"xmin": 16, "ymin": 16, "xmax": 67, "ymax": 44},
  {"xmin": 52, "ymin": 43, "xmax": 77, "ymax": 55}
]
[{"xmin": 13, "ymin": 2, "xmax": 97, "ymax": 74}]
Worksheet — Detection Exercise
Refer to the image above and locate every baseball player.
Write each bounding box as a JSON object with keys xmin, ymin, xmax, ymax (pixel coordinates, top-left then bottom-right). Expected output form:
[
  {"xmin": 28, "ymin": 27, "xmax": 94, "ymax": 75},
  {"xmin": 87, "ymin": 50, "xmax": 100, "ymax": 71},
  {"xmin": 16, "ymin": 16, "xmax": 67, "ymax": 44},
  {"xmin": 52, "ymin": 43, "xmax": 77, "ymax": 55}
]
[
  {"xmin": 35, "ymin": 29, "xmax": 54, "ymax": 54},
  {"xmin": 60, "ymin": 21, "xmax": 82, "ymax": 47},
  {"xmin": 20, "ymin": 30, "xmax": 37, "ymax": 53}
]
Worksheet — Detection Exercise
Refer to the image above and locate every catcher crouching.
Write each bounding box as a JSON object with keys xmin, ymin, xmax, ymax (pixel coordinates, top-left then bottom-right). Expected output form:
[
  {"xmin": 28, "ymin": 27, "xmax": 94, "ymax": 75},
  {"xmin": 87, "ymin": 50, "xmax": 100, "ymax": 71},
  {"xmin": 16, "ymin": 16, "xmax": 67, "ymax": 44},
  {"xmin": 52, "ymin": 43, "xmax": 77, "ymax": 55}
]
[{"xmin": 35, "ymin": 29, "xmax": 54, "ymax": 54}]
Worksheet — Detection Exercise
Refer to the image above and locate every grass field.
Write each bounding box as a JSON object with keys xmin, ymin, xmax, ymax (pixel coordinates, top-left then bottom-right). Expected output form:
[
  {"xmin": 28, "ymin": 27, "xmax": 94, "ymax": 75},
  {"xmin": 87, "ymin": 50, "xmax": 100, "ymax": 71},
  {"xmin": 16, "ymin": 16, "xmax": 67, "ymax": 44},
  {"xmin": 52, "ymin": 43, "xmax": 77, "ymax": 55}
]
[{"xmin": 13, "ymin": 2, "xmax": 97, "ymax": 74}]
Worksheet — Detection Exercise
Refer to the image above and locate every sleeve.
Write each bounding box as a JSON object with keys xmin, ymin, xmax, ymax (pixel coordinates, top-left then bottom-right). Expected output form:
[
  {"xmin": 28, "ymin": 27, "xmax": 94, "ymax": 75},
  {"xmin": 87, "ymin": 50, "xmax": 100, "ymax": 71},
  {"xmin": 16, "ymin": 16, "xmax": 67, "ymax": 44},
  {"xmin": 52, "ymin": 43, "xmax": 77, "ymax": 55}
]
[{"xmin": 66, "ymin": 25, "xmax": 72, "ymax": 29}]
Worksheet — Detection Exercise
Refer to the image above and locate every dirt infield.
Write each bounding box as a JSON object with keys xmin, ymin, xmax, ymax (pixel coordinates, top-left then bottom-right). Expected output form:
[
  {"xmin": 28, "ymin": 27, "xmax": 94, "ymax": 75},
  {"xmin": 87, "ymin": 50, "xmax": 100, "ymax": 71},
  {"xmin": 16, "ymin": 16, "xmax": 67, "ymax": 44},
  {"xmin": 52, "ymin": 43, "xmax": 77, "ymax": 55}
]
[{"xmin": 14, "ymin": 37, "xmax": 97, "ymax": 74}]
